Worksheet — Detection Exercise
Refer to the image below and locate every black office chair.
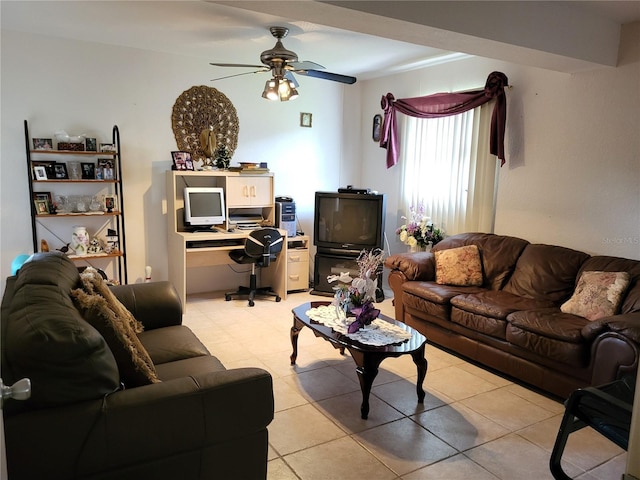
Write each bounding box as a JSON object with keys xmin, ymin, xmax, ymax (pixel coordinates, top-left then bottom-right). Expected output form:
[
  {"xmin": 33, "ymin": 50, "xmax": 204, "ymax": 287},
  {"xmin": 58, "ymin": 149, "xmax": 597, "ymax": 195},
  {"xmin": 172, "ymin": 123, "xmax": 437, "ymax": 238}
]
[
  {"xmin": 549, "ymin": 374, "xmax": 635, "ymax": 480},
  {"xmin": 225, "ymin": 227, "xmax": 284, "ymax": 307}
]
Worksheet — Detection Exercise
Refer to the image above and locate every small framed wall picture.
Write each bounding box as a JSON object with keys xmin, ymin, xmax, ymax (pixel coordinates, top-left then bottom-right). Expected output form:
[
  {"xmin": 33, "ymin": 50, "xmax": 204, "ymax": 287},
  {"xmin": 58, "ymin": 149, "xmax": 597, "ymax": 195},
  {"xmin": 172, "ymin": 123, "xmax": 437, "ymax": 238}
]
[
  {"xmin": 97, "ymin": 158, "xmax": 114, "ymax": 180},
  {"xmin": 33, "ymin": 165, "xmax": 48, "ymax": 180},
  {"xmin": 81, "ymin": 162, "xmax": 95, "ymax": 179},
  {"xmin": 300, "ymin": 112, "xmax": 312, "ymax": 128},
  {"xmin": 85, "ymin": 137, "xmax": 97, "ymax": 151},
  {"xmin": 372, "ymin": 114, "xmax": 382, "ymax": 142},
  {"xmin": 53, "ymin": 163, "xmax": 68, "ymax": 179},
  {"xmin": 32, "ymin": 138, "xmax": 53, "ymax": 150},
  {"xmin": 171, "ymin": 151, "xmax": 193, "ymax": 170}
]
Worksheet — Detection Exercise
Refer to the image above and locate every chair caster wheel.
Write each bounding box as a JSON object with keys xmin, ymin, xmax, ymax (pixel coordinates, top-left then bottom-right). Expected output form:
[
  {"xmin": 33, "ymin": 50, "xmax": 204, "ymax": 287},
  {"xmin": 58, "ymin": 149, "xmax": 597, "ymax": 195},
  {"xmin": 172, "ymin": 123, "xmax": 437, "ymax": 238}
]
[
  {"xmin": 275, "ymin": 296, "xmax": 281, "ymax": 302},
  {"xmin": 225, "ymin": 294, "xmax": 231, "ymax": 301},
  {"xmin": 249, "ymin": 300, "xmax": 255, "ymax": 307}
]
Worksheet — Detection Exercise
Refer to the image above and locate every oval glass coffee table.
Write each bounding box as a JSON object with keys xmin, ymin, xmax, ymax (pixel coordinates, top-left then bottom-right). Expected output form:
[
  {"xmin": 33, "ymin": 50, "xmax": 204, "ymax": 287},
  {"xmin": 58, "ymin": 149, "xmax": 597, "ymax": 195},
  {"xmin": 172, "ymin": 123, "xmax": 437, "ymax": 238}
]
[{"xmin": 290, "ymin": 301, "xmax": 428, "ymax": 419}]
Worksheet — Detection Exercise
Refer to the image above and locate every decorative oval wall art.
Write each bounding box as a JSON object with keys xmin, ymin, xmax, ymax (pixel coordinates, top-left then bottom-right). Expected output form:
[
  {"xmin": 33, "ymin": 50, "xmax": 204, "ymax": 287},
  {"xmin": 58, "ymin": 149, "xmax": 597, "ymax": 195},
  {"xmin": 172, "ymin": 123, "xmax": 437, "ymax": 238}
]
[{"xmin": 171, "ymin": 85, "xmax": 239, "ymax": 166}]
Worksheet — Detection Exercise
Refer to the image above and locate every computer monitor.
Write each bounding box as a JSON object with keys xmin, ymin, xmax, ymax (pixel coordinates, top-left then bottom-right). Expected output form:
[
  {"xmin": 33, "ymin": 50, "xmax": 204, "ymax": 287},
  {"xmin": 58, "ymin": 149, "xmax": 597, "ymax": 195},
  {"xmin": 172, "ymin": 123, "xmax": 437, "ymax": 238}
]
[{"xmin": 183, "ymin": 187, "xmax": 226, "ymax": 227}]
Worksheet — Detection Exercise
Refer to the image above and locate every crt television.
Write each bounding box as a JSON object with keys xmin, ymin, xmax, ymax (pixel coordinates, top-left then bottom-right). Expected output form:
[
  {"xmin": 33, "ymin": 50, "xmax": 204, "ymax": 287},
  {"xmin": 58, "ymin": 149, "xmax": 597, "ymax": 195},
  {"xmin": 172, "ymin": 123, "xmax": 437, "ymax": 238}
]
[
  {"xmin": 314, "ymin": 191, "xmax": 386, "ymax": 253},
  {"xmin": 183, "ymin": 187, "xmax": 226, "ymax": 227}
]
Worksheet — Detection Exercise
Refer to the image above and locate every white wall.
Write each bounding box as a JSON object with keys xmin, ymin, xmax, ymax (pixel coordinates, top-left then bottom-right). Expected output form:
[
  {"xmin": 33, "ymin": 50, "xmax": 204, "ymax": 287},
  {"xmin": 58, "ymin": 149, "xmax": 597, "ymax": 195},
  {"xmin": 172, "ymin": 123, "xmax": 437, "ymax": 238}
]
[
  {"xmin": 361, "ymin": 22, "xmax": 640, "ymax": 261},
  {"xmin": 0, "ymin": 30, "xmax": 354, "ymax": 292},
  {"xmin": 2, "ymin": 22, "xmax": 639, "ymax": 296}
]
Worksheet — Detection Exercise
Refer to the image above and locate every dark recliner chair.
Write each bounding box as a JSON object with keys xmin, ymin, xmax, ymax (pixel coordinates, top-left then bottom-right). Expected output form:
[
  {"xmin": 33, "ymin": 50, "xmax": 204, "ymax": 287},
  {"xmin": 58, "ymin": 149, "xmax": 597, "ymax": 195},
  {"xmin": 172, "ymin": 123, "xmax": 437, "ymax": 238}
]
[{"xmin": 225, "ymin": 227, "xmax": 284, "ymax": 306}]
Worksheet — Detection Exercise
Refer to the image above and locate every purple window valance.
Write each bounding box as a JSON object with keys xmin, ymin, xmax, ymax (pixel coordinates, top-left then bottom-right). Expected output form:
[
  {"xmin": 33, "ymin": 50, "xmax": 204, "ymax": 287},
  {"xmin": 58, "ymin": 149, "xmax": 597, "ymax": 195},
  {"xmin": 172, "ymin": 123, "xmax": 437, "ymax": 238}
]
[{"xmin": 379, "ymin": 71, "xmax": 508, "ymax": 168}]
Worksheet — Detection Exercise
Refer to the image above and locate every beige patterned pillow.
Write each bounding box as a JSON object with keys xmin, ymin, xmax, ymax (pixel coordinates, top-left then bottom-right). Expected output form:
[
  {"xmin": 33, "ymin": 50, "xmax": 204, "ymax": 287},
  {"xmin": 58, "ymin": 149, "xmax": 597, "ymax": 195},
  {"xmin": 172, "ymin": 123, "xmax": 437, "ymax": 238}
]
[
  {"xmin": 561, "ymin": 271, "xmax": 631, "ymax": 321},
  {"xmin": 435, "ymin": 245, "xmax": 483, "ymax": 286}
]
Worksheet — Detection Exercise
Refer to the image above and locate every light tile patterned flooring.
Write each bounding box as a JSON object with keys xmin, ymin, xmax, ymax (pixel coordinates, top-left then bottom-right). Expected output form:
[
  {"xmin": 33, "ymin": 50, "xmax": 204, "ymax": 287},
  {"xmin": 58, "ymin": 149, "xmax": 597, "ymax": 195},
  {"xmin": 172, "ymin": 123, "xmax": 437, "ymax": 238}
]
[{"xmin": 183, "ymin": 290, "xmax": 627, "ymax": 480}]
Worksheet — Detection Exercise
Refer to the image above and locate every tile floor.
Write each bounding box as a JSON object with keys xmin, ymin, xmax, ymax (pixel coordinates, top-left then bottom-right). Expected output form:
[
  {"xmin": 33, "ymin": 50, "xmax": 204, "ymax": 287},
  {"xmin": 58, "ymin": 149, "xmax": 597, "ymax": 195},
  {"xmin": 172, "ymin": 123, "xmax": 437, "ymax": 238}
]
[{"xmin": 183, "ymin": 290, "xmax": 627, "ymax": 480}]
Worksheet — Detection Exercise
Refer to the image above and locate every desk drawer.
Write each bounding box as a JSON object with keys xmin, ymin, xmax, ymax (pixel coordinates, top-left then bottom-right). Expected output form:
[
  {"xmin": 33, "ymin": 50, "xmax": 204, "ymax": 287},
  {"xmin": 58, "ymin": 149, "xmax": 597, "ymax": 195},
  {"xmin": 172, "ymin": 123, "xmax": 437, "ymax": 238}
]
[
  {"xmin": 287, "ymin": 250, "xmax": 308, "ymax": 263},
  {"xmin": 287, "ymin": 260, "xmax": 309, "ymax": 291}
]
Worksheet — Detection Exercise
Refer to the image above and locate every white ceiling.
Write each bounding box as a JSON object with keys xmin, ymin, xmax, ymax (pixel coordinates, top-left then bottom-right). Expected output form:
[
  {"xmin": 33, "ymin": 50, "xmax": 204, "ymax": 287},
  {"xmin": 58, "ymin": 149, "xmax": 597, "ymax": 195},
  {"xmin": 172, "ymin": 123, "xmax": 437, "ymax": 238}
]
[{"xmin": 2, "ymin": 1, "xmax": 640, "ymax": 82}]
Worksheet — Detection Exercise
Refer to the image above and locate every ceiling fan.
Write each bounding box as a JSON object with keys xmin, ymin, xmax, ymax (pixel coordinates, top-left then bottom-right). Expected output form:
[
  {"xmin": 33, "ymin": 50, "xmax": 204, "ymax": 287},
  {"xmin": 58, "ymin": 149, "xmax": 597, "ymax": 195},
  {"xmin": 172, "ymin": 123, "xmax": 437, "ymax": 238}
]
[{"xmin": 210, "ymin": 26, "xmax": 357, "ymax": 101}]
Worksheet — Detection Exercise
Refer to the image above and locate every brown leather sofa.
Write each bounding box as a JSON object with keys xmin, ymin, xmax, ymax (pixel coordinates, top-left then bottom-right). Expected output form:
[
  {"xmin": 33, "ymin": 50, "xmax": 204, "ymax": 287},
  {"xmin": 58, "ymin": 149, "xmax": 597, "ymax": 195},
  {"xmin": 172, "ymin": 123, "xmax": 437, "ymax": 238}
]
[
  {"xmin": 385, "ymin": 233, "xmax": 640, "ymax": 399},
  {"xmin": 1, "ymin": 252, "xmax": 274, "ymax": 480}
]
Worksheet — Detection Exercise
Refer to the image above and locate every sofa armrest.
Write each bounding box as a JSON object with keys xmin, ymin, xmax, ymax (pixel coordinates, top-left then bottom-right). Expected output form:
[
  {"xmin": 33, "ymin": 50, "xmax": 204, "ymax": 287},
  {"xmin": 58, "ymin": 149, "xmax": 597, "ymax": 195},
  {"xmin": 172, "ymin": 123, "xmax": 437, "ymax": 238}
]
[
  {"xmin": 109, "ymin": 281, "xmax": 182, "ymax": 330},
  {"xmin": 606, "ymin": 312, "xmax": 640, "ymax": 343},
  {"xmin": 4, "ymin": 368, "xmax": 273, "ymax": 479},
  {"xmin": 384, "ymin": 252, "xmax": 435, "ymax": 282}
]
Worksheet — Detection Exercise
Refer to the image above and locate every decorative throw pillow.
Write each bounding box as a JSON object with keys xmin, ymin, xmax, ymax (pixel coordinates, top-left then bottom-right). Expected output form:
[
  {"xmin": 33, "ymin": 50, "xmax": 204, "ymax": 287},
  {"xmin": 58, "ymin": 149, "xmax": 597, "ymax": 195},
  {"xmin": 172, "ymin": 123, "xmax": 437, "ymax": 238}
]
[
  {"xmin": 561, "ymin": 271, "xmax": 631, "ymax": 321},
  {"xmin": 435, "ymin": 245, "xmax": 483, "ymax": 286},
  {"xmin": 71, "ymin": 268, "xmax": 159, "ymax": 387}
]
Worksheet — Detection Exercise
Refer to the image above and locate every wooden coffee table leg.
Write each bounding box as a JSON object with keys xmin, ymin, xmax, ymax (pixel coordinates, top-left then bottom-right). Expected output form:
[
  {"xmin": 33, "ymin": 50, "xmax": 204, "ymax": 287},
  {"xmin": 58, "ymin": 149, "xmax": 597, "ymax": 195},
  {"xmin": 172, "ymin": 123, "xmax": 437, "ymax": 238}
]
[
  {"xmin": 290, "ymin": 318, "xmax": 304, "ymax": 365},
  {"xmin": 411, "ymin": 344, "xmax": 428, "ymax": 403},
  {"xmin": 351, "ymin": 351, "xmax": 384, "ymax": 419}
]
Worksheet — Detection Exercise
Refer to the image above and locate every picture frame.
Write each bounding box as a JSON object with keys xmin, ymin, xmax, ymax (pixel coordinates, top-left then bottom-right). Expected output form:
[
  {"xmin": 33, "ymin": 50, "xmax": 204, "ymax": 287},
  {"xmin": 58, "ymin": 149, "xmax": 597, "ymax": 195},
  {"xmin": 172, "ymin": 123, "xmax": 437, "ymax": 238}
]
[
  {"xmin": 104, "ymin": 194, "xmax": 116, "ymax": 213},
  {"xmin": 33, "ymin": 161, "xmax": 56, "ymax": 179},
  {"xmin": 33, "ymin": 165, "xmax": 48, "ymax": 180},
  {"xmin": 33, "ymin": 192, "xmax": 53, "ymax": 214},
  {"xmin": 53, "ymin": 163, "xmax": 68, "ymax": 179},
  {"xmin": 100, "ymin": 143, "xmax": 116, "ymax": 153},
  {"xmin": 85, "ymin": 137, "xmax": 97, "ymax": 152},
  {"xmin": 171, "ymin": 151, "xmax": 193, "ymax": 171},
  {"xmin": 98, "ymin": 158, "xmax": 115, "ymax": 180},
  {"xmin": 32, "ymin": 138, "xmax": 53, "ymax": 150},
  {"xmin": 372, "ymin": 114, "xmax": 382, "ymax": 142},
  {"xmin": 300, "ymin": 112, "xmax": 312, "ymax": 128},
  {"xmin": 34, "ymin": 199, "xmax": 50, "ymax": 214},
  {"xmin": 81, "ymin": 162, "xmax": 95, "ymax": 179}
]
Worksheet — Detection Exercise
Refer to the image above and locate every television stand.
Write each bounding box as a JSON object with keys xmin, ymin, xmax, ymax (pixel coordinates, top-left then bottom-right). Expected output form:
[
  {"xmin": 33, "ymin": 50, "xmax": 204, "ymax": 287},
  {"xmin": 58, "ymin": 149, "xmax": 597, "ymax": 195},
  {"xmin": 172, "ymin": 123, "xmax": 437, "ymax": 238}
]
[{"xmin": 312, "ymin": 251, "xmax": 384, "ymax": 303}]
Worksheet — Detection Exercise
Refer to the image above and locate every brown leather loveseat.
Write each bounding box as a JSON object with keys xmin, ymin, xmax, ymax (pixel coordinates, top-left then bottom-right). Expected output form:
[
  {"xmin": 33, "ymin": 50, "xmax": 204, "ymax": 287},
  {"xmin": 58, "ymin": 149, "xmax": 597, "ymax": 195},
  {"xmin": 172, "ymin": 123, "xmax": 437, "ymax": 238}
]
[
  {"xmin": 385, "ymin": 233, "xmax": 640, "ymax": 398},
  {"xmin": 1, "ymin": 252, "xmax": 274, "ymax": 479}
]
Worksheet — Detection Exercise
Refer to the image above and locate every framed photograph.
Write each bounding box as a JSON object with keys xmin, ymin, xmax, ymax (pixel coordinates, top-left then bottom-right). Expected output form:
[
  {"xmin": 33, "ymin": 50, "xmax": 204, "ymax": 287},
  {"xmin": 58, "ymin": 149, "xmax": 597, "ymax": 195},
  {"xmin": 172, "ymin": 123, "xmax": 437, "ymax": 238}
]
[
  {"xmin": 34, "ymin": 199, "xmax": 50, "ymax": 214},
  {"xmin": 372, "ymin": 114, "xmax": 382, "ymax": 142},
  {"xmin": 98, "ymin": 158, "xmax": 115, "ymax": 180},
  {"xmin": 32, "ymin": 138, "xmax": 53, "ymax": 150},
  {"xmin": 104, "ymin": 194, "xmax": 116, "ymax": 212},
  {"xmin": 81, "ymin": 162, "xmax": 95, "ymax": 179},
  {"xmin": 53, "ymin": 163, "xmax": 69, "ymax": 179},
  {"xmin": 171, "ymin": 151, "xmax": 193, "ymax": 170},
  {"xmin": 33, "ymin": 161, "xmax": 56, "ymax": 179},
  {"xmin": 300, "ymin": 112, "xmax": 312, "ymax": 128},
  {"xmin": 33, "ymin": 192, "xmax": 53, "ymax": 214},
  {"xmin": 100, "ymin": 143, "xmax": 116, "ymax": 153},
  {"xmin": 33, "ymin": 165, "xmax": 48, "ymax": 180},
  {"xmin": 85, "ymin": 137, "xmax": 97, "ymax": 151}
]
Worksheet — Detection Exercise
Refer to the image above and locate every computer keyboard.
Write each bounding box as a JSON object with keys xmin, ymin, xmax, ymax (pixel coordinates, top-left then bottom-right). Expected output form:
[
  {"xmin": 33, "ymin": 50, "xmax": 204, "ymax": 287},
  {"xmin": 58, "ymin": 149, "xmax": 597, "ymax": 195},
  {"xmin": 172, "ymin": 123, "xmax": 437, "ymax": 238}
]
[{"xmin": 186, "ymin": 239, "xmax": 243, "ymax": 248}]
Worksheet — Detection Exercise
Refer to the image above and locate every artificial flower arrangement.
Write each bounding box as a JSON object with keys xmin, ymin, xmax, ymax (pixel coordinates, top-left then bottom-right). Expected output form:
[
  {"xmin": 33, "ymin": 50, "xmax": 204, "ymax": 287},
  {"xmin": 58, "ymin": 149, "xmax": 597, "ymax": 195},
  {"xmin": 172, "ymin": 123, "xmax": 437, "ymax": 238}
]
[
  {"xmin": 327, "ymin": 248, "xmax": 385, "ymax": 333},
  {"xmin": 396, "ymin": 204, "xmax": 444, "ymax": 249}
]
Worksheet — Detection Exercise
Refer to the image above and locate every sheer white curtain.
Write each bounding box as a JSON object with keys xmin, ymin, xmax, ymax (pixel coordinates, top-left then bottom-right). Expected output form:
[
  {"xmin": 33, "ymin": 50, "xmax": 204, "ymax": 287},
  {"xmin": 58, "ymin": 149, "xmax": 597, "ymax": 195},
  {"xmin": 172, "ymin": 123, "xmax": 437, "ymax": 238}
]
[{"xmin": 399, "ymin": 103, "xmax": 499, "ymax": 236}]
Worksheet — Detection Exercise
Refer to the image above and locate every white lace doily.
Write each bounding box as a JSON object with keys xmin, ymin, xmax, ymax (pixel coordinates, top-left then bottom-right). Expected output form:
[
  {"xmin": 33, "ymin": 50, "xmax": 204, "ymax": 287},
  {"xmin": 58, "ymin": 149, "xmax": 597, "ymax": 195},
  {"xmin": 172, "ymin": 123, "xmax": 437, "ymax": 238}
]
[{"xmin": 305, "ymin": 305, "xmax": 412, "ymax": 346}]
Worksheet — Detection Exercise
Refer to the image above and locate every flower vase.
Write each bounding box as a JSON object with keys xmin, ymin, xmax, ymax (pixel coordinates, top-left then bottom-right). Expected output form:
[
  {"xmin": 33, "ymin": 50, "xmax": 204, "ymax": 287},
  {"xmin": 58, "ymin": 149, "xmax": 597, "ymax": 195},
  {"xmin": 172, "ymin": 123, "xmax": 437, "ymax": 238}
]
[{"xmin": 71, "ymin": 226, "xmax": 89, "ymax": 256}]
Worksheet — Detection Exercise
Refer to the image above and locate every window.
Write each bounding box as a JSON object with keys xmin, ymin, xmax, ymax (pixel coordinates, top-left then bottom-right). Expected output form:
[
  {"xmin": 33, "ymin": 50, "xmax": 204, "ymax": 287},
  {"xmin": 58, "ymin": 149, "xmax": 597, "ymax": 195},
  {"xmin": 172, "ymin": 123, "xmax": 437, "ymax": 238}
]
[{"xmin": 399, "ymin": 104, "xmax": 499, "ymax": 235}]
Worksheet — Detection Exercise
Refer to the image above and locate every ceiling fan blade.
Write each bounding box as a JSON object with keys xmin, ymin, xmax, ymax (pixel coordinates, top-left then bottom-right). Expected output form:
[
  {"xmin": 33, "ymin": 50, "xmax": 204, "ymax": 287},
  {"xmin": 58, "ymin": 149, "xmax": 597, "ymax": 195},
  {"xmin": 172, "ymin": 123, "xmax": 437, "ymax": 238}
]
[
  {"xmin": 210, "ymin": 62, "xmax": 266, "ymax": 69},
  {"xmin": 288, "ymin": 60, "xmax": 325, "ymax": 71},
  {"xmin": 211, "ymin": 70, "xmax": 268, "ymax": 81},
  {"xmin": 295, "ymin": 69, "xmax": 357, "ymax": 85},
  {"xmin": 284, "ymin": 71, "xmax": 299, "ymax": 88}
]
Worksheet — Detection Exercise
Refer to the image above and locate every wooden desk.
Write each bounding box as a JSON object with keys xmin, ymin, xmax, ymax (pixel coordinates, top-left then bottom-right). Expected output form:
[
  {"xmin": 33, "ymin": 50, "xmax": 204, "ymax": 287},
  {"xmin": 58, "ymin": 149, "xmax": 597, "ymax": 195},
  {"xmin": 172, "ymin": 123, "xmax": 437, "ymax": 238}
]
[{"xmin": 167, "ymin": 229, "xmax": 288, "ymax": 310}]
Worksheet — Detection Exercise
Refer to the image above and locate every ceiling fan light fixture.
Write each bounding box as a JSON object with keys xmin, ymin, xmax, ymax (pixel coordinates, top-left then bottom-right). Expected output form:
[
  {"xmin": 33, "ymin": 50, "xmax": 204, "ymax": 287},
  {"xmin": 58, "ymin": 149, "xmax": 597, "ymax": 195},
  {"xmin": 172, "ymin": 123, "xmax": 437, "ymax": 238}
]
[
  {"xmin": 288, "ymin": 81, "xmax": 299, "ymax": 100},
  {"xmin": 262, "ymin": 78, "xmax": 279, "ymax": 101}
]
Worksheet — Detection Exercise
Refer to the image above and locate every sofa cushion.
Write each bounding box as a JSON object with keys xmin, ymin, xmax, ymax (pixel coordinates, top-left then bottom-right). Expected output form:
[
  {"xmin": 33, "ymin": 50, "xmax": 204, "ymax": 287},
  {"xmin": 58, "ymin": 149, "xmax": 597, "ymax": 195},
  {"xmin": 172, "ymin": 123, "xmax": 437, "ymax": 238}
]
[
  {"xmin": 561, "ymin": 271, "xmax": 631, "ymax": 321},
  {"xmin": 450, "ymin": 291, "xmax": 555, "ymax": 339},
  {"xmin": 3, "ymin": 253, "xmax": 120, "ymax": 407},
  {"xmin": 578, "ymin": 256, "xmax": 640, "ymax": 314},
  {"xmin": 506, "ymin": 309, "xmax": 591, "ymax": 367},
  {"xmin": 435, "ymin": 245, "xmax": 483, "ymax": 286},
  {"xmin": 503, "ymin": 244, "xmax": 590, "ymax": 303},
  {"xmin": 139, "ymin": 325, "xmax": 211, "ymax": 365},
  {"xmin": 432, "ymin": 233, "xmax": 529, "ymax": 290}
]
